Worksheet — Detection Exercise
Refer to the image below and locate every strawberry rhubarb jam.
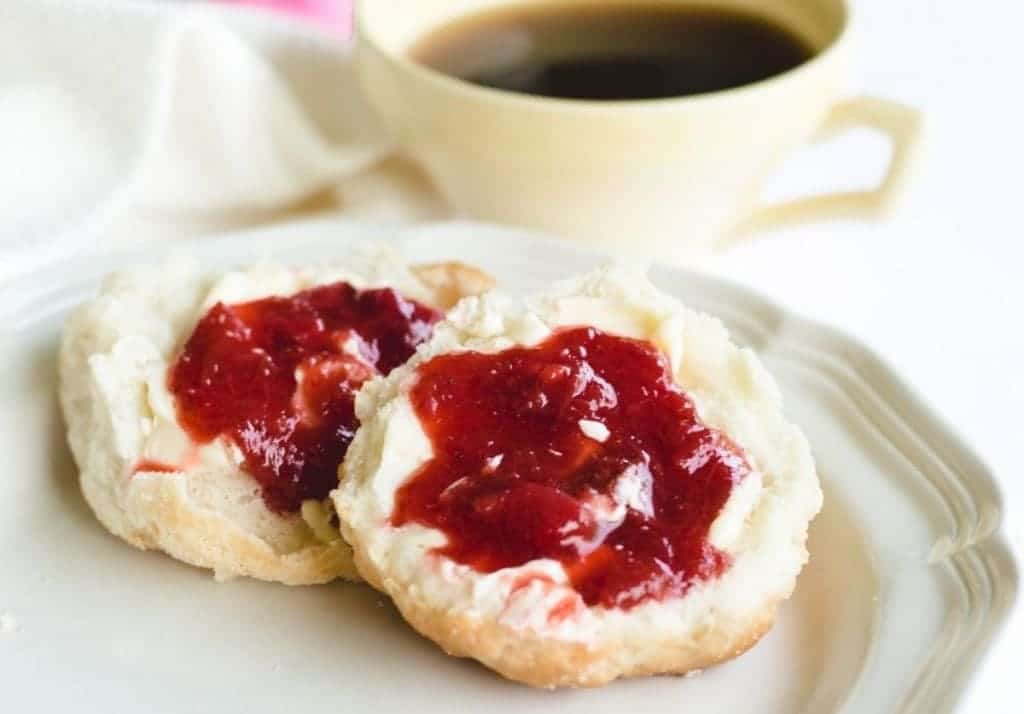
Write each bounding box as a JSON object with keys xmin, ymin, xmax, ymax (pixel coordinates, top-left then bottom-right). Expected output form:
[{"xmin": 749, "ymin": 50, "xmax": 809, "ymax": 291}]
[
  {"xmin": 169, "ymin": 282, "xmax": 442, "ymax": 514},
  {"xmin": 392, "ymin": 327, "xmax": 751, "ymax": 610}
]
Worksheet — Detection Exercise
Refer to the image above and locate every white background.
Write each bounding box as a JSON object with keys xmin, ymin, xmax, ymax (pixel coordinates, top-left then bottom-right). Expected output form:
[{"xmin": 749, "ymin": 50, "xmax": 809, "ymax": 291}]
[
  {"xmin": 708, "ymin": 1, "xmax": 1023, "ymax": 710},
  {"xmin": 1, "ymin": 0, "xmax": 1022, "ymax": 710}
]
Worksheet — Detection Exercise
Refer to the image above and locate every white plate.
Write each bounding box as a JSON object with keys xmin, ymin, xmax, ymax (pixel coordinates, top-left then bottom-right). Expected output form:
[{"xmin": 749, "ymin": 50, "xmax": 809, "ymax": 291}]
[{"xmin": 0, "ymin": 220, "xmax": 1016, "ymax": 713}]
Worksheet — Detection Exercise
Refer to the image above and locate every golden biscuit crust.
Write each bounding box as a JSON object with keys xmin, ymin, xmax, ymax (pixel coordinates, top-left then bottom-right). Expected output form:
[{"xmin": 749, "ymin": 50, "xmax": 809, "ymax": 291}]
[{"xmin": 349, "ymin": 544, "xmax": 776, "ymax": 687}]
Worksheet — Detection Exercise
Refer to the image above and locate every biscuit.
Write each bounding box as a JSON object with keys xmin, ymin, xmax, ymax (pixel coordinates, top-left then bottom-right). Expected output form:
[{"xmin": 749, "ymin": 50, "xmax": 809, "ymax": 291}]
[
  {"xmin": 59, "ymin": 247, "xmax": 492, "ymax": 585},
  {"xmin": 334, "ymin": 265, "xmax": 821, "ymax": 685}
]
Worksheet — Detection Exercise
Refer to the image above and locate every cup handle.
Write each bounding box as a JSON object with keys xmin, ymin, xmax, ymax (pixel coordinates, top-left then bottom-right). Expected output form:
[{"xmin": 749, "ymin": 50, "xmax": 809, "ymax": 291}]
[{"xmin": 731, "ymin": 96, "xmax": 925, "ymax": 238}]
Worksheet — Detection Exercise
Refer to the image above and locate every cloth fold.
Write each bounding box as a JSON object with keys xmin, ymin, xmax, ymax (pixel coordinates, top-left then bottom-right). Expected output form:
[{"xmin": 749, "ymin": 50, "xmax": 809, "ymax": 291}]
[{"xmin": 0, "ymin": 0, "xmax": 449, "ymax": 282}]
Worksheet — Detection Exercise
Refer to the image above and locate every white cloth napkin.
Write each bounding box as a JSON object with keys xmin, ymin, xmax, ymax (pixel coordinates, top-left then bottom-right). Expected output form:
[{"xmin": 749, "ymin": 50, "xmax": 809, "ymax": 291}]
[{"xmin": 0, "ymin": 0, "xmax": 450, "ymax": 282}]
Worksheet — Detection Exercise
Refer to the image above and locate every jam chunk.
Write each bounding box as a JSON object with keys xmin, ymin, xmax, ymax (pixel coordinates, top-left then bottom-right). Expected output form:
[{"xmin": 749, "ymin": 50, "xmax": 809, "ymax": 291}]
[
  {"xmin": 169, "ymin": 282, "xmax": 442, "ymax": 514},
  {"xmin": 392, "ymin": 327, "xmax": 750, "ymax": 610}
]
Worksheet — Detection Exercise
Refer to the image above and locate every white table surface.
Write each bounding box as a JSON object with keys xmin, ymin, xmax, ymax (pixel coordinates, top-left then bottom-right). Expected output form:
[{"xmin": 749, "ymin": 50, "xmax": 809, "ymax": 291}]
[
  {"xmin": 4, "ymin": 0, "xmax": 1022, "ymax": 710},
  {"xmin": 705, "ymin": 1, "xmax": 1023, "ymax": 710}
]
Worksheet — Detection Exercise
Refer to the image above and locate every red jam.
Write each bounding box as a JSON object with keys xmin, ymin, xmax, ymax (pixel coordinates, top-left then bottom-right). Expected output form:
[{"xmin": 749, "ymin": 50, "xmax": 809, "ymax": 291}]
[
  {"xmin": 392, "ymin": 327, "xmax": 751, "ymax": 610},
  {"xmin": 131, "ymin": 459, "xmax": 178, "ymax": 475},
  {"xmin": 168, "ymin": 282, "xmax": 442, "ymax": 514}
]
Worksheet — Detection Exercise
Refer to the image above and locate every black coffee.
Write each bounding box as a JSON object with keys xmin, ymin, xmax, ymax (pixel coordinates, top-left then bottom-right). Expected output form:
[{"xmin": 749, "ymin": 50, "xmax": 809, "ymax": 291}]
[{"xmin": 410, "ymin": 2, "xmax": 815, "ymax": 101}]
